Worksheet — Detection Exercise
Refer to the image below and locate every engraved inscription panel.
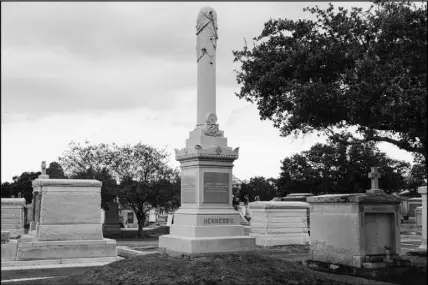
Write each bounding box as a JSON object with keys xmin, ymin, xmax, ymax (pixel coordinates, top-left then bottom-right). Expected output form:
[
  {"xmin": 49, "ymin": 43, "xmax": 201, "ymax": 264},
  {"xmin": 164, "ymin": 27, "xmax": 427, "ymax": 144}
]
[
  {"xmin": 181, "ymin": 172, "xmax": 196, "ymax": 203},
  {"xmin": 203, "ymin": 172, "xmax": 229, "ymax": 203}
]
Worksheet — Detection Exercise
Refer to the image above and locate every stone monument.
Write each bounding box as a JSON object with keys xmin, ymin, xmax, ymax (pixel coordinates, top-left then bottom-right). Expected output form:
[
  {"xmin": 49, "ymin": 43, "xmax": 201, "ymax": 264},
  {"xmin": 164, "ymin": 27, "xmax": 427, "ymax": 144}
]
[
  {"xmin": 2, "ymin": 162, "xmax": 117, "ymax": 265},
  {"xmin": 249, "ymin": 201, "xmax": 310, "ymax": 246},
  {"xmin": 306, "ymin": 167, "xmax": 404, "ymax": 268},
  {"xmin": 158, "ymin": 7, "xmax": 255, "ymax": 256},
  {"xmin": 1, "ymin": 198, "xmax": 26, "ymax": 237}
]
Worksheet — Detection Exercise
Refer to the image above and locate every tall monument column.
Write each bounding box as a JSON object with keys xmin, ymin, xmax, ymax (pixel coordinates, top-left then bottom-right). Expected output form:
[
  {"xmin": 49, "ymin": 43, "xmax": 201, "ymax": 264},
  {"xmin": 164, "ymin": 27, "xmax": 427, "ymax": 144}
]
[
  {"xmin": 159, "ymin": 7, "xmax": 255, "ymax": 256},
  {"xmin": 196, "ymin": 7, "xmax": 217, "ymax": 126}
]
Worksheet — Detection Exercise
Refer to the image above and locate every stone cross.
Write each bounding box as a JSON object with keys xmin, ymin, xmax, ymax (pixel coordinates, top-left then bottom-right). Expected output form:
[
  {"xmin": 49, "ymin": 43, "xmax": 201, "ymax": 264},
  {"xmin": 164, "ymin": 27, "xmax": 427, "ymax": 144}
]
[
  {"xmin": 368, "ymin": 167, "xmax": 381, "ymax": 190},
  {"xmin": 38, "ymin": 161, "xmax": 49, "ymax": 179},
  {"xmin": 196, "ymin": 7, "xmax": 218, "ymax": 126}
]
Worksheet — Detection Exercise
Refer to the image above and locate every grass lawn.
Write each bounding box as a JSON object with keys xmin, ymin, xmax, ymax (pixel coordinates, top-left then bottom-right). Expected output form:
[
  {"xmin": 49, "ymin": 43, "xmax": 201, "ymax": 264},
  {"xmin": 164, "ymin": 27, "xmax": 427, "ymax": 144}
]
[{"xmin": 11, "ymin": 252, "xmax": 350, "ymax": 285}]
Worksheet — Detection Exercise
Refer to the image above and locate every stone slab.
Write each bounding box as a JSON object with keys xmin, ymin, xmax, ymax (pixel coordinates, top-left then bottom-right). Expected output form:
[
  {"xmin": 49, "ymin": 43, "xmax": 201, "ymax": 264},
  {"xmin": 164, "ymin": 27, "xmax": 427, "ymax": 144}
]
[
  {"xmin": 1, "ymin": 240, "xmax": 18, "ymax": 262},
  {"xmin": 170, "ymin": 225, "xmax": 244, "ymax": 237},
  {"xmin": 37, "ymin": 224, "xmax": 103, "ymax": 241},
  {"xmin": 16, "ymin": 239, "xmax": 116, "ymax": 261},
  {"xmin": 307, "ymin": 193, "xmax": 402, "ymax": 204},
  {"xmin": 159, "ymin": 235, "xmax": 255, "ymax": 255},
  {"xmin": 40, "ymin": 192, "xmax": 101, "ymax": 225},
  {"xmin": 32, "ymin": 179, "xmax": 102, "ymax": 188},
  {"xmin": 254, "ymin": 235, "xmax": 310, "ymax": 246}
]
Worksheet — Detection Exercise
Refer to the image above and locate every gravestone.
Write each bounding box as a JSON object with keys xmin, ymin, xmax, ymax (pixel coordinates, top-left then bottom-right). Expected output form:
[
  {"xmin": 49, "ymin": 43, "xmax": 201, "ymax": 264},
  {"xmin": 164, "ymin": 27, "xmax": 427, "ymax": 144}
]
[
  {"xmin": 1, "ymin": 198, "xmax": 26, "ymax": 237},
  {"xmin": 158, "ymin": 7, "xmax": 255, "ymax": 256},
  {"xmin": 102, "ymin": 201, "xmax": 121, "ymax": 238},
  {"xmin": 306, "ymin": 167, "xmax": 403, "ymax": 268},
  {"xmin": 417, "ymin": 186, "xmax": 426, "ymax": 249},
  {"xmin": 249, "ymin": 201, "xmax": 309, "ymax": 246}
]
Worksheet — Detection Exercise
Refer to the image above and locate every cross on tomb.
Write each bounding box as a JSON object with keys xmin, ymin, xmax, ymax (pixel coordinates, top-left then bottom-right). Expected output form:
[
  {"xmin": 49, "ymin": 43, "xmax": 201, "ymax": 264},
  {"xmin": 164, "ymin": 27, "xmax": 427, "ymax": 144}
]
[
  {"xmin": 368, "ymin": 167, "xmax": 381, "ymax": 190},
  {"xmin": 38, "ymin": 161, "xmax": 49, "ymax": 179}
]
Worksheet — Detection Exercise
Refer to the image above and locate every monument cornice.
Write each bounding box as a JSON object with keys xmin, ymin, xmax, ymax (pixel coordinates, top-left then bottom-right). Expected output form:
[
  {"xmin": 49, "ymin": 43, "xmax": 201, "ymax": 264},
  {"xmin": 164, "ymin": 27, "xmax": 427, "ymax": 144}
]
[
  {"xmin": 176, "ymin": 153, "xmax": 238, "ymax": 162},
  {"xmin": 32, "ymin": 179, "xmax": 102, "ymax": 188},
  {"xmin": 175, "ymin": 145, "xmax": 239, "ymax": 162}
]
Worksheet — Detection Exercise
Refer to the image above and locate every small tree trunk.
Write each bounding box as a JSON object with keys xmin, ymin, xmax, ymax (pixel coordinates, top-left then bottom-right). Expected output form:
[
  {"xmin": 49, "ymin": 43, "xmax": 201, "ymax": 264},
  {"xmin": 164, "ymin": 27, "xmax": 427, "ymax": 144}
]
[{"xmin": 137, "ymin": 215, "xmax": 145, "ymax": 238}]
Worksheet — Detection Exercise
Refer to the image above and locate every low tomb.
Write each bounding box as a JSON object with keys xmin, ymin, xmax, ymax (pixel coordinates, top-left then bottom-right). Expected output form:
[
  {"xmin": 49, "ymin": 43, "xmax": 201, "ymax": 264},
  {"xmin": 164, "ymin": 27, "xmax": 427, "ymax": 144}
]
[
  {"xmin": 1, "ymin": 198, "xmax": 26, "ymax": 237},
  {"xmin": 1, "ymin": 168, "xmax": 118, "ymax": 266},
  {"xmin": 306, "ymin": 167, "xmax": 404, "ymax": 269},
  {"xmin": 248, "ymin": 201, "xmax": 310, "ymax": 246}
]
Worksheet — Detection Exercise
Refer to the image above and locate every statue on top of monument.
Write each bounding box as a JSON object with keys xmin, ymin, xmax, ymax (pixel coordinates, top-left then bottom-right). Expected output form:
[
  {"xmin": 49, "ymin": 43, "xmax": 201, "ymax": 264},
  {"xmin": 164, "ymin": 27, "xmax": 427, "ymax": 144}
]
[{"xmin": 196, "ymin": 7, "xmax": 218, "ymax": 64}]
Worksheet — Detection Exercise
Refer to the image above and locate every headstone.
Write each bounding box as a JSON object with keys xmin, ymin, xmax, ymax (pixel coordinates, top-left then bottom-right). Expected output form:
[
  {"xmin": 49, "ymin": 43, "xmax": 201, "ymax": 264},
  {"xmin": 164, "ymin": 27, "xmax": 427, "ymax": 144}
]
[
  {"xmin": 158, "ymin": 7, "xmax": 255, "ymax": 256},
  {"xmin": 102, "ymin": 201, "xmax": 121, "ymax": 238},
  {"xmin": 1, "ymin": 198, "xmax": 26, "ymax": 236},
  {"xmin": 417, "ymin": 186, "xmax": 426, "ymax": 249},
  {"xmin": 249, "ymin": 201, "xmax": 309, "ymax": 246}
]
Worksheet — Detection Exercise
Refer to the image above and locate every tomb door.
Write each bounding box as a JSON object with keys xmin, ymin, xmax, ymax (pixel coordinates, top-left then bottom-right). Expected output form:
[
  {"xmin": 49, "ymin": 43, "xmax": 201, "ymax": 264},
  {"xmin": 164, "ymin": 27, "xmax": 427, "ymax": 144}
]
[{"xmin": 365, "ymin": 213, "xmax": 394, "ymax": 255}]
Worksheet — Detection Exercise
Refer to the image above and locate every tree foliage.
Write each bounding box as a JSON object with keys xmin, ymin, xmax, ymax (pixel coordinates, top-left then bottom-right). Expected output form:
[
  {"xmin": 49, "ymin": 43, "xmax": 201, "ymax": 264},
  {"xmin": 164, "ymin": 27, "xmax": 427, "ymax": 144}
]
[
  {"xmin": 0, "ymin": 162, "xmax": 67, "ymax": 204},
  {"xmin": 233, "ymin": 1, "xmax": 427, "ymax": 170},
  {"xmin": 236, "ymin": 176, "xmax": 278, "ymax": 203},
  {"xmin": 59, "ymin": 141, "xmax": 180, "ymax": 237},
  {"xmin": 277, "ymin": 141, "xmax": 410, "ymax": 195},
  {"xmin": 46, "ymin": 161, "xmax": 67, "ymax": 179},
  {"xmin": 1, "ymin": 172, "xmax": 40, "ymax": 204}
]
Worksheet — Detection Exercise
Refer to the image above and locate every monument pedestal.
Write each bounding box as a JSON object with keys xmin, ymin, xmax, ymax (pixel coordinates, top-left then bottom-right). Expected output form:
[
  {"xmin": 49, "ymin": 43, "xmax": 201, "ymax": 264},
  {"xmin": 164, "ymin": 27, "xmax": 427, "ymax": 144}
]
[{"xmin": 159, "ymin": 126, "xmax": 255, "ymax": 256}]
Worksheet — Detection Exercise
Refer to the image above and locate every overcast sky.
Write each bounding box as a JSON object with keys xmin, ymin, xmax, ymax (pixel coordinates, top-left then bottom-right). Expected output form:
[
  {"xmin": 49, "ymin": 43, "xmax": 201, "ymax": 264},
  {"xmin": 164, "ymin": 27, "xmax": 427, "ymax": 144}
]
[{"xmin": 1, "ymin": 2, "xmax": 414, "ymax": 183}]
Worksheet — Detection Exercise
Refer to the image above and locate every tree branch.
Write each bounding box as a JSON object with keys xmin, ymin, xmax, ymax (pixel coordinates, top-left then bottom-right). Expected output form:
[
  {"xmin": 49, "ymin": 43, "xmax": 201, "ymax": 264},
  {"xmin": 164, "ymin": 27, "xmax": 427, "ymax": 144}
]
[{"xmin": 325, "ymin": 128, "xmax": 423, "ymax": 154}]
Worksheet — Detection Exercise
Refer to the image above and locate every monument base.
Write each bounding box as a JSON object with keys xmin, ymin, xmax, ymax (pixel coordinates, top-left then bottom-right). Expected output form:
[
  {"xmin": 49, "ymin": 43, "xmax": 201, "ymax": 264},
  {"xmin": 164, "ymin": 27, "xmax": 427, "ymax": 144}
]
[
  {"xmin": 159, "ymin": 235, "xmax": 255, "ymax": 256},
  {"xmin": 13, "ymin": 238, "xmax": 117, "ymax": 261},
  {"xmin": 252, "ymin": 234, "xmax": 310, "ymax": 247}
]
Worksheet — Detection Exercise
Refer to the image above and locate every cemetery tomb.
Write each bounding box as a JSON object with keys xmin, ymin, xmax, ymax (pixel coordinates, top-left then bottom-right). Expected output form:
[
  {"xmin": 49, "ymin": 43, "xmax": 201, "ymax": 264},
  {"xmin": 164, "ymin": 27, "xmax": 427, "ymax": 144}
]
[
  {"xmin": 306, "ymin": 167, "xmax": 404, "ymax": 268},
  {"xmin": 407, "ymin": 197, "xmax": 422, "ymax": 218},
  {"xmin": 1, "ymin": 176, "xmax": 118, "ymax": 266},
  {"xmin": 1, "ymin": 198, "xmax": 26, "ymax": 237},
  {"xmin": 307, "ymin": 193, "xmax": 402, "ymax": 268},
  {"xmin": 249, "ymin": 201, "xmax": 310, "ymax": 246},
  {"xmin": 158, "ymin": 7, "xmax": 255, "ymax": 256}
]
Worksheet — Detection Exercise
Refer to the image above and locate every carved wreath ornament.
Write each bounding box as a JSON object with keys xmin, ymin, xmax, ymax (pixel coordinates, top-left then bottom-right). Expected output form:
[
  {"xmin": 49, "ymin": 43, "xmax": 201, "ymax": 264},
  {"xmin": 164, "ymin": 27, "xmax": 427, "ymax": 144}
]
[{"xmin": 203, "ymin": 113, "xmax": 222, "ymax": 137}]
